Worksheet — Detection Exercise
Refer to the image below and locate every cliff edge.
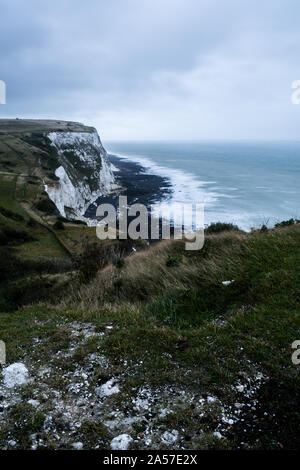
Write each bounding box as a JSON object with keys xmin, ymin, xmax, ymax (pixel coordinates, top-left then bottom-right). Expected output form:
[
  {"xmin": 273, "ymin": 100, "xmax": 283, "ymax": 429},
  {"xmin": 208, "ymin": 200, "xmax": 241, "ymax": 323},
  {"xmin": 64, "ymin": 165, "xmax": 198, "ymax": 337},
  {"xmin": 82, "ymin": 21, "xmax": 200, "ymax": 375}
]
[{"xmin": 0, "ymin": 119, "xmax": 117, "ymax": 221}]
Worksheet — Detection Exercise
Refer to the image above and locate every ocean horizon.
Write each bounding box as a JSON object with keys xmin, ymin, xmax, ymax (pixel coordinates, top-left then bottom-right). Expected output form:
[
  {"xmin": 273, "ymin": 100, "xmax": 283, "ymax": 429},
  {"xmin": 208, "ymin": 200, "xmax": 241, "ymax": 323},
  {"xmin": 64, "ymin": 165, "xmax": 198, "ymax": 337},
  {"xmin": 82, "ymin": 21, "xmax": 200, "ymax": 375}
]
[{"xmin": 103, "ymin": 140, "xmax": 300, "ymax": 231}]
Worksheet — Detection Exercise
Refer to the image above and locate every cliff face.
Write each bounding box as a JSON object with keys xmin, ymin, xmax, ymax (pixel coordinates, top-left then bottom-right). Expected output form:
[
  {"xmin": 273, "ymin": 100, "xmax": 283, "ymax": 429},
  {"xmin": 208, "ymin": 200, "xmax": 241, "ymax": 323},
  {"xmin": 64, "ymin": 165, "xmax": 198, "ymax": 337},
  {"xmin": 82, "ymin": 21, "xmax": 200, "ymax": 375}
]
[
  {"xmin": 0, "ymin": 119, "xmax": 116, "ymax": 222},
  {"xmin": 44, "ymin": 129, "xmax": 116, "ymax": 220}
]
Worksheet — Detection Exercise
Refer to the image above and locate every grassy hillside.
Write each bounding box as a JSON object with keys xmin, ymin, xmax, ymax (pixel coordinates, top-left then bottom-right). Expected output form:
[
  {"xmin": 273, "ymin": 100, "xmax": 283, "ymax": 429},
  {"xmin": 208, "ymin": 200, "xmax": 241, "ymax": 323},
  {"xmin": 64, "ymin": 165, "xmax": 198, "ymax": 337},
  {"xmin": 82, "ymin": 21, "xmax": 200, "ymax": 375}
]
[
  {"xmin": 0, "ymin": 221, "xmax": 299, "ymax": 450},
  {"xmin": 0, "ymin": 123, "xmax": 104, "ymax": 312}
]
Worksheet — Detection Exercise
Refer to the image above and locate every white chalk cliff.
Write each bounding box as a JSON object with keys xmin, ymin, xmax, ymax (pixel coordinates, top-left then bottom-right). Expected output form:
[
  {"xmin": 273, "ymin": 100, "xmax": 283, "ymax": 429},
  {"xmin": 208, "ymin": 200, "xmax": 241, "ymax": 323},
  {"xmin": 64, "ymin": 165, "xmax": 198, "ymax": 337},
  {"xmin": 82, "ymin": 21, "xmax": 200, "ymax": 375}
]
[{"xmin": 44, "ymin": 129, "xmax": 117, "ymax": 221}]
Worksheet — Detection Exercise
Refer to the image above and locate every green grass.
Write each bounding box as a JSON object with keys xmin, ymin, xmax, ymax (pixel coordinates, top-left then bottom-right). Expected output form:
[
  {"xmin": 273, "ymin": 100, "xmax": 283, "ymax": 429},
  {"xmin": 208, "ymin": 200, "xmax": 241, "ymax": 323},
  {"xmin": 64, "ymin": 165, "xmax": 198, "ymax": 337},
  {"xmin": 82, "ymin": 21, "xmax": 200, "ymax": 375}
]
[
  {"xmin": 0, "ymin": 306, "xmax": 68, "ymax": 363},
  {"xmin": 0, "ymin": 175, "xmax": 27, "ymax": 217},
  {"xmin": 0, "ymin": 174, "xmax": 70, "ymax": 311},
  {"xmin": 58, "ymin": 225, "xmax": 300, "ymax": 448},
  {"xmin": 16, "ymin": 229, "xmax": 68, "ymax": 259},
  {"xmin": 96, "ymin": 225, "xmax": 300, "ymax": 375},
  {"xmin": 0, "ymin": 219, "xmax": 300, "ymax": 449},
  {"xmin": 0, "ymin": 172, "xmax": 71, "ymax": 260}
]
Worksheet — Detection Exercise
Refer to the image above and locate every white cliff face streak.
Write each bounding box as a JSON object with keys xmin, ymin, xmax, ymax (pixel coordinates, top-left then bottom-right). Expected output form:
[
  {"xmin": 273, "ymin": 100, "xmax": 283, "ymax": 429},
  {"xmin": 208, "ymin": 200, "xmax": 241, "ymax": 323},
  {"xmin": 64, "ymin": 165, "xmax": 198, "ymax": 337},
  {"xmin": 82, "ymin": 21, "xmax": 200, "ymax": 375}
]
[{"xmin": 44, "ymin": 130, "xmax": 116, "ymax": 221}]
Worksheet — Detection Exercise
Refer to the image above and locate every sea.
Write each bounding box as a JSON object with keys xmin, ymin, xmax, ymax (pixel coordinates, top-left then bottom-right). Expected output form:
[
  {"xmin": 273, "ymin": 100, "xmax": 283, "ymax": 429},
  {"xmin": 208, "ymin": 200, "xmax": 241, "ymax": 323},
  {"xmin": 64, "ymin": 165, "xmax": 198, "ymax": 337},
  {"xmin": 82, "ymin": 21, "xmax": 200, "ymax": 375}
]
[{"xmin": 86, "ymin": 140, "xmax": 300, "ymax": 231}]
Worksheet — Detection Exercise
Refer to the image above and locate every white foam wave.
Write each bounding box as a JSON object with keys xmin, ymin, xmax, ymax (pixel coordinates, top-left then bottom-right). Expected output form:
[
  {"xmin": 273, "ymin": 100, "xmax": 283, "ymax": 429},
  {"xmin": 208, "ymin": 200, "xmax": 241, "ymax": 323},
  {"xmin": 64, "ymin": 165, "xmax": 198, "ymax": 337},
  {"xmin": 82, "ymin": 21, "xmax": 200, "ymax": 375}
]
[
  {"xmin": 108, "ymin": 152, "xmax": 283, "ymax": 231},
  {"xmin": 110, "ymin": 151, "xmax": 227, "ymax": 229}
]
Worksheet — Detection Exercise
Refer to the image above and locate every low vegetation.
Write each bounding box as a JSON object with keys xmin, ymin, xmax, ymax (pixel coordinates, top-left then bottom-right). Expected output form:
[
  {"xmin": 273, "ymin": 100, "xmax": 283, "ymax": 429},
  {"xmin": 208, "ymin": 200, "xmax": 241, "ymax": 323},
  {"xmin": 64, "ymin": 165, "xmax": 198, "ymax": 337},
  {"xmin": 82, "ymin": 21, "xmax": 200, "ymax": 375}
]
[
  {"xmin": 1, "ymin": 216, "xmax": 299, "ymax": 450},
  {"xmin": 205, "ymin": 221, "xmax": 240, "ymax": 234}
]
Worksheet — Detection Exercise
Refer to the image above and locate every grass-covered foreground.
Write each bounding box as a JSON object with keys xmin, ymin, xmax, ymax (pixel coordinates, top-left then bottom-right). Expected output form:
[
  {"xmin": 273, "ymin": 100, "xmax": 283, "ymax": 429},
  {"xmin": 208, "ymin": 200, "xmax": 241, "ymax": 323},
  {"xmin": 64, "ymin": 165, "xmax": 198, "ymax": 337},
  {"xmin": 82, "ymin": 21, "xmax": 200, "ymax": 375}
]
[{"xmin": 0, "ymin": 222, "xmax": 299, "ymax": 450}]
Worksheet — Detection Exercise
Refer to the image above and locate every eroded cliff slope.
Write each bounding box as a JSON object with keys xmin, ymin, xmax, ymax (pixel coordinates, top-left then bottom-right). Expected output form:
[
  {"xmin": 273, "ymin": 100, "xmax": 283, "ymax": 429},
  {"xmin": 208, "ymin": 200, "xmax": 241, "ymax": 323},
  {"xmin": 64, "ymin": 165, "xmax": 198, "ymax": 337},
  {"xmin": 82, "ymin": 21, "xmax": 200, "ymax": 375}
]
[
  {"xmin": 45, "ymin": 129, "xmax": 116, "ymax": 219},
  {"xmin": 0, "ymin": 119, "xmax": 117, "ymax": 220}
]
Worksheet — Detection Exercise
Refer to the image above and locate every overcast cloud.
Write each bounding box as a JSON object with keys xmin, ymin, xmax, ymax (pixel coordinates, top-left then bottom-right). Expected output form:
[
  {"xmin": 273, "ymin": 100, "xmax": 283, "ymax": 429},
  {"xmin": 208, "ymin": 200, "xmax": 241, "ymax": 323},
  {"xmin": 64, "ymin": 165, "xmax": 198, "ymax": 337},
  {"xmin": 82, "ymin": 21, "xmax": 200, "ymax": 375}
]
[{"xmin": 1, "ymin": 0, "xmax": 300, "ymax": 140}]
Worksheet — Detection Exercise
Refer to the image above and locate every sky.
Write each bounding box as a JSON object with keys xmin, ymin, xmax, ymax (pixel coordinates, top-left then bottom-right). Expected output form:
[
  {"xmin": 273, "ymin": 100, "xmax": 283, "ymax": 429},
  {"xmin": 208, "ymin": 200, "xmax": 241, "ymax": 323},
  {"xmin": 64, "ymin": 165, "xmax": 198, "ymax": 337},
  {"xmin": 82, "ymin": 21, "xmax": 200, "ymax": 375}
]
[{"xmin": 1, "ymin": 0, "xmax": 300, "ymax": 140}]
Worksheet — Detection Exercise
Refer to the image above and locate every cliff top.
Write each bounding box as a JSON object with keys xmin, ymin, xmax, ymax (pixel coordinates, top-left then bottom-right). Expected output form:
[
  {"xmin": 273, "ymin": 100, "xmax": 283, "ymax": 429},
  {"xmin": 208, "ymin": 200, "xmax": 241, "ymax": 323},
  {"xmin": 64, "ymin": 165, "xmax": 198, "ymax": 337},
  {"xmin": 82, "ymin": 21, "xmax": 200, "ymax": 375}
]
[{"xmin": 0, "ymin": 119, "xmax": 95, "ymax": 135}]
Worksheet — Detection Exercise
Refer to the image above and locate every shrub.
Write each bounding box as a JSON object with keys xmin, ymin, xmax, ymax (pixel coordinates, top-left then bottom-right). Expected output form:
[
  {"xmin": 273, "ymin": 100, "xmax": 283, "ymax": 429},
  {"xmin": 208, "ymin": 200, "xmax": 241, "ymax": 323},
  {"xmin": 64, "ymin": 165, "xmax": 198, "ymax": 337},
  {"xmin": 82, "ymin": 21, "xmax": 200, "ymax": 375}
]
[
  {"xmin": 0, "ymin": 248, "xmax": 20, "ymax": 281},
  {"xmin": 113, "ymin": 257, "xmax": 125, "ymax": 269},
  {"xmin": 53, "ymin": 220, "xmax": 65, "ymax": 230},
  {"xmin": 47, "ymin": 172, "xmax": 59, "ymax": 181},
  {"xmin": 166, "ymin": 254, "xmax": 182, "ymax": 267},
  {"xmin": 56, "ymin": 215, "xmax": 69, "ymax": 223},
  {"xmin": 74, "ymin": 242, "xmax": 118, "ymax": 282},
  {"xmin": 74, "ymin": 240, "xmax": 141, "ymax": 282},
  {"xmin": 275, "ymin": 218, "xmax": 300, "ymax": 228},
  {"xmin": 56, "ymin": 215, "xmax": 87, "ymax": 226},
  {"xmin": 260, "ymin": 224, "xmax": 268, "ymax": 233},
  {"xmin": 35, "ymin": 198, "xmax": 58, "ymax": 215},
  {"xmin": 70, "ymin": 219, "xmax": 88, "ymax": 226},
  {"xmin": 27, "ymin": 218, "xmax": 37, "ymax": 228},
  {"xmin": 205, "ymin": 222, "xmax": 240, "ymax": 234}
]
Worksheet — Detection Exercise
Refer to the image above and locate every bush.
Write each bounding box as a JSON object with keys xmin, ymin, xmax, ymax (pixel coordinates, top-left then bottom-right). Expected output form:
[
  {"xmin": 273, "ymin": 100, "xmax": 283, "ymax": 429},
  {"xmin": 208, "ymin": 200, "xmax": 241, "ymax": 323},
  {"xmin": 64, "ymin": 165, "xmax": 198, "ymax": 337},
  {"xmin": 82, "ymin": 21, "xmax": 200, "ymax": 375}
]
[
  {"xmin": 47, "ymin": 172, "xmax": 59, "ymax": 181},
  {"xmin": 113, "ymin": 257, "xmax": 125, "ymax": 269},
  {"xmin": 275, "ymin": 218, "xmax": 300, "ymax": 228},
  {"xmin": 35, "ymin": 198, "xmax": 58, "ymax": 215},
  {"xmin": 53, "ymin": 220, "xmax": 65, "ymax": 230},
  {"xmin": 27, "ymin": 218, "xmax": 37, "ymax": 228},
  {"xmin": 74, "ymin": 243, "xmax": 116, "ymax": 282},
  {"xmin": 74, "ymin": 240, "xmax": 139, "ymax": 282},
  {"xmin": 260, "ymin": 224, "xmax": 268, "ymax": 233},
  {"xmin": 56, "ymin": 215, "xmax": 87, "ymax": 226},
  {"xmin": 166, "ymin": 254, "xmax": 181, "ymax": 267},
  {"xmin": 205, "ymin": 222, "xmax": 240, "ymax": 234},
  {"xmin": 56, "ymin": 215, "xmax": 69, "ymax": 223}
]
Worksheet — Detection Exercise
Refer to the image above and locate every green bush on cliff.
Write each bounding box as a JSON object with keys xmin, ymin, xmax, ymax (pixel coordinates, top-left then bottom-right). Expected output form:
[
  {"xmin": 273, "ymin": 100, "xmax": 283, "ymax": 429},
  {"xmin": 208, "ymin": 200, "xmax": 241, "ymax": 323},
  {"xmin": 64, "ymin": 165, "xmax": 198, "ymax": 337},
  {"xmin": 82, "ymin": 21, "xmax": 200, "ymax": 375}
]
[{"xmin": 205, "ymin": 221, "xmax": 240, "ymax": 234}]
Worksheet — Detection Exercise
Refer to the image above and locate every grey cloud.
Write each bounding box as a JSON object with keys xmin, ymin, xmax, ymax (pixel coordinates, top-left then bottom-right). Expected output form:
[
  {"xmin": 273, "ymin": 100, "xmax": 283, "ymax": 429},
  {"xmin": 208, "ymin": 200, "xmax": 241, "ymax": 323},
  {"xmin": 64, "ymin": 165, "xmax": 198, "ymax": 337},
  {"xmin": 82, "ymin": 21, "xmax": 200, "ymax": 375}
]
[{"xmin": 1, "ymin": 0, "xmax": 300, "ymax": 139}]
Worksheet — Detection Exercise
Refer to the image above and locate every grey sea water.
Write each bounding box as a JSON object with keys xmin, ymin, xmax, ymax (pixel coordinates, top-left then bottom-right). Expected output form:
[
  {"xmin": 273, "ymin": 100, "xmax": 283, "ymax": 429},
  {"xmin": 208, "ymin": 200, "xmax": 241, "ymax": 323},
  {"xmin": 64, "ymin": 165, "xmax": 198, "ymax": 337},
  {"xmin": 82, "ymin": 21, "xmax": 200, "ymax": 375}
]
[{"xmin": 104, "ymin": 140, "xmax": 300, "ymax": 231}]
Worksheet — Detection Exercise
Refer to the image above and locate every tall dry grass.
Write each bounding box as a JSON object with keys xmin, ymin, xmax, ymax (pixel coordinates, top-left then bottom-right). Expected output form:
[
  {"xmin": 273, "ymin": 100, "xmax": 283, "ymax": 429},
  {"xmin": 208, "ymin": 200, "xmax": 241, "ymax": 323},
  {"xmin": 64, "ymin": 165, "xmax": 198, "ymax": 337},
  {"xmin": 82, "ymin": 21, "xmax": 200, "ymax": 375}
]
[{"xmin": 61, "ymin": 230, "xmax": 250, "ymax": 312}]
